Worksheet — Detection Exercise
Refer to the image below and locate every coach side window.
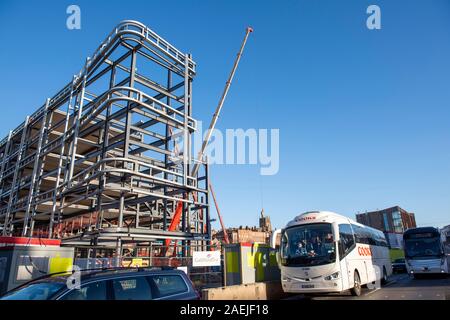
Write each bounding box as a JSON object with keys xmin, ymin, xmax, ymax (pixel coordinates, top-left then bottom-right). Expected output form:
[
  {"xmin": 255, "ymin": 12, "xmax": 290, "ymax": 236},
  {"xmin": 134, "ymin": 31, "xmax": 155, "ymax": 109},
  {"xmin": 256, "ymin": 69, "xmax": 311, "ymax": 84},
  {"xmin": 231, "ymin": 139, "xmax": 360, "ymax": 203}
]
[
  {"xmin": 339, "ymin": 224, "xmax": 355, "ymax": 259},
  {"xmin": 352, "ymin": 224, "xmax": 370, "ymax": 244},
  {"xmin": 374, "ymin": 230, "xmax": 389, "ymax": 247},
  {"xmin": 367, "ymin": 229, "xmax": 377, "ymax": 246}
]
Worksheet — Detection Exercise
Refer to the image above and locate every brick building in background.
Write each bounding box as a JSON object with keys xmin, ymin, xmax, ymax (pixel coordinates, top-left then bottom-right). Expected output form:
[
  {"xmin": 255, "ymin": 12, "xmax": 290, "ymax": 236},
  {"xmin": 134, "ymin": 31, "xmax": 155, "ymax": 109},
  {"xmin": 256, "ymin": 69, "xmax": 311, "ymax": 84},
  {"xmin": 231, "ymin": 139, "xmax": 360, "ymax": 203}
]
[
  {"xmin": 213, "ymin": 210, "xmax": 273, "ymax": 246},
  {"xmin": 356, "ymin": 206, "xmax": 417, "ymax": 249}
]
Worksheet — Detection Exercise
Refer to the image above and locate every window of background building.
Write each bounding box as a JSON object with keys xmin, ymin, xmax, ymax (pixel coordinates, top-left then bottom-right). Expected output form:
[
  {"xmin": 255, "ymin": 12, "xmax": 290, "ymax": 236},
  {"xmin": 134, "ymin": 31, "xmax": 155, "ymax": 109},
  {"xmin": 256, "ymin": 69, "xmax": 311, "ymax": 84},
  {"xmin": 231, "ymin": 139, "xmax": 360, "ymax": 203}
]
[
  {"xmin": 383, "ymin": 213, "xmax": 390, "ymax": 232},
  {"xmin": 392, "ymin": 210, "xmax": 403, "ymax": 233}
]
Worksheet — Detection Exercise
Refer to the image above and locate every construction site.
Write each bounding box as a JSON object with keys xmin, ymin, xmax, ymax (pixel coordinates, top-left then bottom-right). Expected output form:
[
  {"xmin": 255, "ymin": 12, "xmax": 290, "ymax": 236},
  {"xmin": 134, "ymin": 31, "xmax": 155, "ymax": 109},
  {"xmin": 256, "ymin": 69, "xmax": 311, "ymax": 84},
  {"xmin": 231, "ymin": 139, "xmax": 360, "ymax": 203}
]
[
  {"xmin": 0, "ymin": 20, "xmax": 284, "ymax": 299},
  {"xmin": 0, "ymin": 20, "xmax": 213, "ymax": 256}
]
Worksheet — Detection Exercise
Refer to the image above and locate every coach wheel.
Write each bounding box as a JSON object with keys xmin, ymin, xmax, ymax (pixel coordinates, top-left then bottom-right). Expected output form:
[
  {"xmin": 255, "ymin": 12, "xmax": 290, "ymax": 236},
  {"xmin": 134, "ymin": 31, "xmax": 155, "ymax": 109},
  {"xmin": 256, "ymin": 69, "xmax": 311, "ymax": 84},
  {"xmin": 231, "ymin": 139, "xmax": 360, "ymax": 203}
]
[
  {"xmin": 350, "ymin": 271, "xmax": 362, "ymax": 296},
  {"xmin": 381, "ymin": 266, "xmax": 388, "ymax": 285}
]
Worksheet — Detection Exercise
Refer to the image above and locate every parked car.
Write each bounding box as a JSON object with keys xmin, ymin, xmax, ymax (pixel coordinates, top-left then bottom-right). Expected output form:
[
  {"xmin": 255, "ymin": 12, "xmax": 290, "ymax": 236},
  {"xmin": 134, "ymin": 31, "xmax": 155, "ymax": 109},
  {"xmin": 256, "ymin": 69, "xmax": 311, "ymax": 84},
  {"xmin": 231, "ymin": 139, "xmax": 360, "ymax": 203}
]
[
  {"xmin": 0, "ymin": 267, "xmax": 200, "ymax": 300},
  {"xmin": 392, "ymin": 258, "xmax": 407, "ymax": 273}
]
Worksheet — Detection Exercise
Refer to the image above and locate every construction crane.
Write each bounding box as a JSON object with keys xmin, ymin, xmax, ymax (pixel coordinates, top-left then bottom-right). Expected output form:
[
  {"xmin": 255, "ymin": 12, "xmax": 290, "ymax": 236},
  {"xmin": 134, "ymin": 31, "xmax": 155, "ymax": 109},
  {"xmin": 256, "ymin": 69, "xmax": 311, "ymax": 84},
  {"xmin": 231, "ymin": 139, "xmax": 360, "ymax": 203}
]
[
  {"xmin": 191, "ymin": 26, "xmax": 253, "ymax": 177},
  {"xmin": 209, "ymin": 183, "xmax": 230, "ymax": 244},
  {"xmin": 162, "ymin": 26, "xmax": 253, "ymax": 256}
]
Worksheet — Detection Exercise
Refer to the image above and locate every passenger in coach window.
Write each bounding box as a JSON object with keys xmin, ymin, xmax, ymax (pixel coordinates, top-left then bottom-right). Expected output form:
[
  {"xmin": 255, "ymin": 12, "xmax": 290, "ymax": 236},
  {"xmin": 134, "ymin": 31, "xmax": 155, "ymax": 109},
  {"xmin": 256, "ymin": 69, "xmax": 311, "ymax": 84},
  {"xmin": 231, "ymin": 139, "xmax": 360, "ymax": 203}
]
[
  {"xmin": 295, "ymin": 240, "xmax": 308, "ymax": 256},
  {"xmin": 309, "ymin": 234, "xmax": 334, "ymax": 257},
  {"xmin": 323, "ymin": 233, "xmax": 335, "ymax": 254},
  {"xmin": 309, "ymin": 236, "xmax": 323, "ymax": 256}
]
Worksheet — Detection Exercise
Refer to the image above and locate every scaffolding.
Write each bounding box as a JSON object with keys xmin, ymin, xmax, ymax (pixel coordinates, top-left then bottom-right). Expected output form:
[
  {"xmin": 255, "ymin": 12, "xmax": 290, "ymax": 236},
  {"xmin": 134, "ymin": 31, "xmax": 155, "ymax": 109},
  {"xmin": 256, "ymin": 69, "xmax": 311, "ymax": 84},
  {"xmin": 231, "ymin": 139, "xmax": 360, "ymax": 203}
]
[{"xmin": 0, "ymin": 20, "xmax": 210, "ymax": 257}]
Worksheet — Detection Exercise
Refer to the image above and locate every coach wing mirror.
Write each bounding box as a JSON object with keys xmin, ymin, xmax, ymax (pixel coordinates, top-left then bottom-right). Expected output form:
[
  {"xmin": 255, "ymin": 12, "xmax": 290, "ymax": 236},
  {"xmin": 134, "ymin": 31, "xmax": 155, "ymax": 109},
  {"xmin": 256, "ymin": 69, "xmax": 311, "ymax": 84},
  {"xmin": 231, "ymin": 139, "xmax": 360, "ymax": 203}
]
[
  {"xmin": 329, "ymin": 251, "xmax": 336, "ymax": 261},
  {"xmin": 276, "ymin": 251, "xmax": 282, "ymax": 268},
  {"xmin": 271, "ymin": 229, "xmax": 282, "ymax": 249},
  {"xmin": 271, "ymin": 229, "xmax": 282, "ymax": 267}
]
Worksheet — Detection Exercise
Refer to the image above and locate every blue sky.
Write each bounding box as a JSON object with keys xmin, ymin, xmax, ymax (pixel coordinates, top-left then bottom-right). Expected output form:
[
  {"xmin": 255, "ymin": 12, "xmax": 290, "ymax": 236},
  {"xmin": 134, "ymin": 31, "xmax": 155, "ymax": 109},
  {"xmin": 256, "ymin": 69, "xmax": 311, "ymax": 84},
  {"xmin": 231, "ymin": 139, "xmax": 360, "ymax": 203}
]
[{"xmin": 1, "ymin": 0, "xmax": 450, "ymax": 230}]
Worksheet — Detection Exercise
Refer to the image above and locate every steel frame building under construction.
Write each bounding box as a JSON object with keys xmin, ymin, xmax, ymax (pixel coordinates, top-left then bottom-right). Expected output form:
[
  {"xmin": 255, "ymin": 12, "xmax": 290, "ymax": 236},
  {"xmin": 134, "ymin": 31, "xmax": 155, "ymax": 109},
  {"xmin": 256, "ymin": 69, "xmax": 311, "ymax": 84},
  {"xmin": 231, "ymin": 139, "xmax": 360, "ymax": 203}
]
[{"xmin": 0, "ymin": 21, "xmax": 210, "ymax": 256}]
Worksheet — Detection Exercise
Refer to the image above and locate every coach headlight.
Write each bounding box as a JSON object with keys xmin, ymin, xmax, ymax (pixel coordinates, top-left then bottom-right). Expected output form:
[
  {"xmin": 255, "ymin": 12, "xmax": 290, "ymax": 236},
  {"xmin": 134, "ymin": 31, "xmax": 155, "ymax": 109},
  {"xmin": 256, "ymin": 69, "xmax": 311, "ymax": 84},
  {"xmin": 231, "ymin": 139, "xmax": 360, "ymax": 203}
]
[
  {"xmin": 282, "ymin": 275, "xmax": 291, "ymax": 282},
  {"xmin": 324, "ymin": 271, "xmax": 340, "ymax": 281}
]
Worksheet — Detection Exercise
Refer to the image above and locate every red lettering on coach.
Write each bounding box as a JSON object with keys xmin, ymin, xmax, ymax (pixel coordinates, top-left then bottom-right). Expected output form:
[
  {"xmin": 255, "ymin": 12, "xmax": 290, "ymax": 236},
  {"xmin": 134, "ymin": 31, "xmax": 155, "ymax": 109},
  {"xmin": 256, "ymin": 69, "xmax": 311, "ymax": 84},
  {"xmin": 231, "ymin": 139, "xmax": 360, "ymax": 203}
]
[{"xmin": 358, "ymin": 247, "xmax": 372, "ymax": 256}]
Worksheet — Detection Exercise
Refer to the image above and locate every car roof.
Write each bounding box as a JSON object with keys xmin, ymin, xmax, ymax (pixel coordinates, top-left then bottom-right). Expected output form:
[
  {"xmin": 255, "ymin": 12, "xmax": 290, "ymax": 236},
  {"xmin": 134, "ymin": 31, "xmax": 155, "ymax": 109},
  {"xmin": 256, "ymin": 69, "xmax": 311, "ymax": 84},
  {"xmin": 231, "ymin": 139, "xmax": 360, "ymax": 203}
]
[{"xmin": 31, "ymin": 267, "xmax": 186, "ymax": 284}]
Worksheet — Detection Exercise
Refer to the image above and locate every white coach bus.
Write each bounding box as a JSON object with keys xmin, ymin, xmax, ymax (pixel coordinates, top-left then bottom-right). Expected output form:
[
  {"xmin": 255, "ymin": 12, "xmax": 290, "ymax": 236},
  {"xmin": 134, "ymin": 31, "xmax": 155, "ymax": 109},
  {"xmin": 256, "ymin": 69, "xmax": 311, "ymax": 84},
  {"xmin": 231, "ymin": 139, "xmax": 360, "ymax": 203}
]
[{"xmin": 272, "ymin": 211, "xmax": 392, "ymax": 296}]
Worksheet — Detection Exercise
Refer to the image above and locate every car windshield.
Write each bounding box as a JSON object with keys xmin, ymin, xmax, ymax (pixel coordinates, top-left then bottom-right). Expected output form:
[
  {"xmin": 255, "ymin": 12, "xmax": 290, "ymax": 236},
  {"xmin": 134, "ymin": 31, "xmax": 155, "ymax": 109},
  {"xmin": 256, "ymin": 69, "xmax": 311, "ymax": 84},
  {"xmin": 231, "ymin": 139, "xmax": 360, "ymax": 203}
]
[
  {"xmin": 394, "ymin": 258, "xmax": 405, "ymax": 263},
  {"xmin": 280, "ymin": 223, "xmax": 336, "ymax": 267},
  {"xmin": 404, "ymin": 237, "xmax": 442, "ymax": 259},
  {"xmin": 1, "ymin": 281, "xmax": 65, "ymax": 300}
]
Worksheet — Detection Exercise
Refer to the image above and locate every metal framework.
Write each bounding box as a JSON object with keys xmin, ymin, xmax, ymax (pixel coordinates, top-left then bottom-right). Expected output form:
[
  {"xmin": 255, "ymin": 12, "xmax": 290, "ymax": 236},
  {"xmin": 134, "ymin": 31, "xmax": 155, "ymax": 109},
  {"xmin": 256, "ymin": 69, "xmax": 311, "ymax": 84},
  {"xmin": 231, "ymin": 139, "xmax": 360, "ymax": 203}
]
[{"xmin": 0, "ymin": 21, "xmax": 210, "ymax": 254}]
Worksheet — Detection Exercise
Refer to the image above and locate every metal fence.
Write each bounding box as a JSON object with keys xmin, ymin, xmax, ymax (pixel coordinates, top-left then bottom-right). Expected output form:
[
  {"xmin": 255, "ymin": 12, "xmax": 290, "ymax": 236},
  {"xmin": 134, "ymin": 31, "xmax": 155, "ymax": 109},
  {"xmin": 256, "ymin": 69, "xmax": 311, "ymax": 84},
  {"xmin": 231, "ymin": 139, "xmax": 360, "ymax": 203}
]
[{"xmin": 73, "ymin": 255, "xmax": 223, "ymax": 290}]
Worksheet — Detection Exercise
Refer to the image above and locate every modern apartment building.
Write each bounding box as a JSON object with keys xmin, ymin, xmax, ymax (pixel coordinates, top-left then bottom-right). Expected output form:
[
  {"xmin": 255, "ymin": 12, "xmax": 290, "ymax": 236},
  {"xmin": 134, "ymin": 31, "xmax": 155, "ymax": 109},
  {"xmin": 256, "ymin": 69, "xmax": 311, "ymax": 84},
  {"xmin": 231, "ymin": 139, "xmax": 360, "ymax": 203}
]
[{"xmin": 356, "ymin": 206, "xmax": 417, "ymax": 248}]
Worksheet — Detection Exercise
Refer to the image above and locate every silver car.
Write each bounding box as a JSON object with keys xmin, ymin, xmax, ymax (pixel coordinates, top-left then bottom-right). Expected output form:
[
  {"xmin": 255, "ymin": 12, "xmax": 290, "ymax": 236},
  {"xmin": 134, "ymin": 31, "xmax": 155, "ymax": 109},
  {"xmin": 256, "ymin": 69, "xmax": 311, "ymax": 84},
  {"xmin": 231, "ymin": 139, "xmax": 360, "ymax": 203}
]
[{"xmin": 0, "ymin": 267, "xmax": 200, "ymax": 300}]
